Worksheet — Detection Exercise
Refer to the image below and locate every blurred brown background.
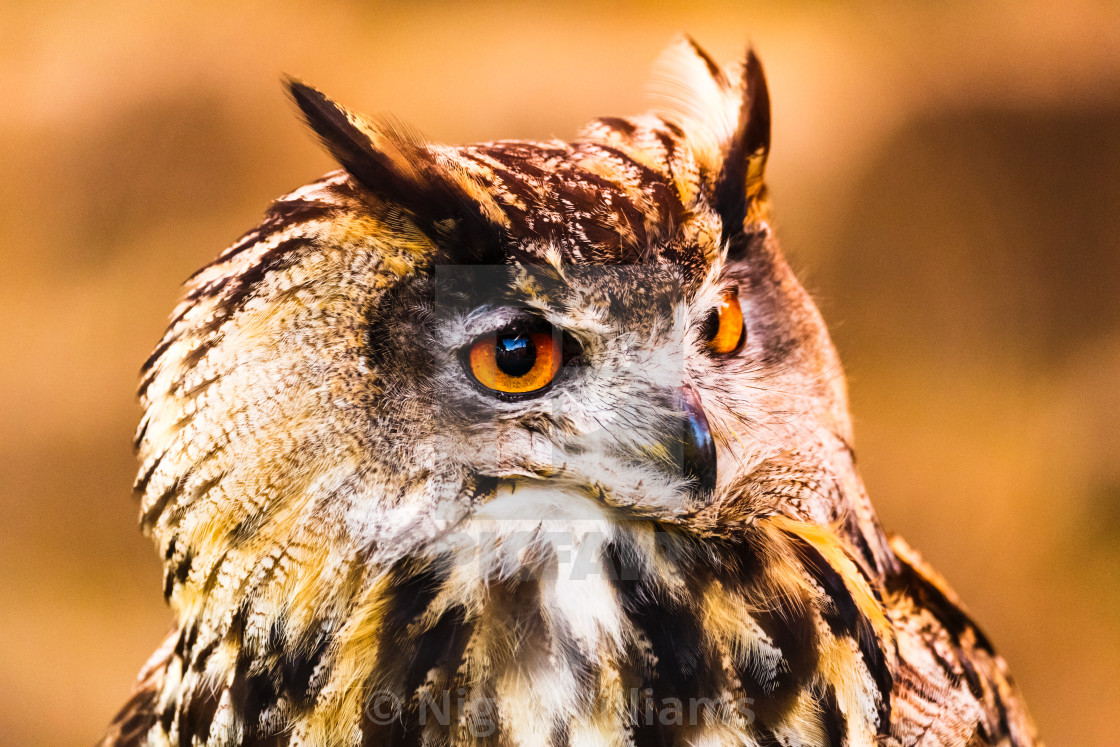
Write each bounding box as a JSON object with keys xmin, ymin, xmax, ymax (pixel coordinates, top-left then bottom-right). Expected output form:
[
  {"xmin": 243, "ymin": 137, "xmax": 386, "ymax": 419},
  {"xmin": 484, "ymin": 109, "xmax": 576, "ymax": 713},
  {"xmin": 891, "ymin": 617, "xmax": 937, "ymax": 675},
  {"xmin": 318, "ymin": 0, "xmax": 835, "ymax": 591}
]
[{"xmin": 2, "ymin": 1, "xmax": 1118, "ymax": 743}]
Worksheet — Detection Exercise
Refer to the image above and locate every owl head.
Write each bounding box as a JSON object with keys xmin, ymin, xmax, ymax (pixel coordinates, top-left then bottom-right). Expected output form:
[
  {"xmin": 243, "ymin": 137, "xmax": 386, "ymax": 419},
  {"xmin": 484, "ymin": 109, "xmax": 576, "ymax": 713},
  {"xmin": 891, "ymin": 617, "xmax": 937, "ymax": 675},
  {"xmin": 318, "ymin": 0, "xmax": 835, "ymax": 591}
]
[{"xmin": 131, "ymin": 38, "xmax": 897, "ymax": 744}]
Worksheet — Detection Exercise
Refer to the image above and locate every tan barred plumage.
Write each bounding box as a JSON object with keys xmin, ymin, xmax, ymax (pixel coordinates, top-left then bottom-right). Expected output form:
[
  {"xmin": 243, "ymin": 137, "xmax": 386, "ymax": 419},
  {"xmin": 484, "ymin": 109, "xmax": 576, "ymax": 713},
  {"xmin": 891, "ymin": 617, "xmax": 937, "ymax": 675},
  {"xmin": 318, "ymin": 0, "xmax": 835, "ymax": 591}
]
[{"xmin": 103, "ymin": 39, "xmax": 1038, "ymax": 746}]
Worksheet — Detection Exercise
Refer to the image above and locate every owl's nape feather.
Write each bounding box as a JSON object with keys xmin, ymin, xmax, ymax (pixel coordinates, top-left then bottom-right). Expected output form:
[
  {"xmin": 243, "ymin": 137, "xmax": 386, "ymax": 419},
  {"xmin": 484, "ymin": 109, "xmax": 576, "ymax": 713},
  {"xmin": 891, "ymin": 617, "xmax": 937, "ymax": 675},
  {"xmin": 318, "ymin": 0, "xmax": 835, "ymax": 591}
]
[{"xmin": 107, "ymin": 39, "xmax": 1037, "ymax": 747}]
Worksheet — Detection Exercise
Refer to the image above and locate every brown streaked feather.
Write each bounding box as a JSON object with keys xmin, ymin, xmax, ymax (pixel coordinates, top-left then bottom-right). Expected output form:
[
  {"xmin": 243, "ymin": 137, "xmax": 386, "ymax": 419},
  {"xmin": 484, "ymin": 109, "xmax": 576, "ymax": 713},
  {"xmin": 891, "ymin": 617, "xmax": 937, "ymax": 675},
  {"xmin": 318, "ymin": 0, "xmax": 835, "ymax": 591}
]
[{"xmin": 886, "ymin": 536, "xmax": 1039, "ymax": 746}]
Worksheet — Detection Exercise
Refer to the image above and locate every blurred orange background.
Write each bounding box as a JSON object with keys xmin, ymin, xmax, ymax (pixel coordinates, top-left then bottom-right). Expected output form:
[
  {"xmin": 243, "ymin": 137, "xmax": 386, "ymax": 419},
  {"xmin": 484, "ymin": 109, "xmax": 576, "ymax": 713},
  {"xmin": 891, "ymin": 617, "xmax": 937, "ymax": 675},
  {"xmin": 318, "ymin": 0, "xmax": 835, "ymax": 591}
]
[{"xmin": 2, "ymin": 1, "xmax": 1118, "ymax": 743}]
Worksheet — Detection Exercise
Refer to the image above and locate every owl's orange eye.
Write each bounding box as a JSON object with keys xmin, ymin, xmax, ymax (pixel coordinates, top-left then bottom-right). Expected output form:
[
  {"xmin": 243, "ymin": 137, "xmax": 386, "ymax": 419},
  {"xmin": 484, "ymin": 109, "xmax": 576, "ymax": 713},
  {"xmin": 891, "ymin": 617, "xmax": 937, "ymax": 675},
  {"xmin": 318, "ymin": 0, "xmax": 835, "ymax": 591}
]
[
  {"xmin": 468, "ymin": 327, "xmax": 562, "ymax": 395},
  {"xmin": 704, "ymin": 291, "xmax": 746, "ymax": 355}
]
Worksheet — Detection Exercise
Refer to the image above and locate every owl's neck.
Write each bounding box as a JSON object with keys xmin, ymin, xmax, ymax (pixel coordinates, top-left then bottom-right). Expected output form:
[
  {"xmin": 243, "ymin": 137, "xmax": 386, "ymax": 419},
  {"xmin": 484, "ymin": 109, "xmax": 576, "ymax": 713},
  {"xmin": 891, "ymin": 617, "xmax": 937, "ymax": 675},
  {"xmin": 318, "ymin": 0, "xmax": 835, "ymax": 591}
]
[{"xmin": 150, "ymin": 478, "xmax": 897, "ymax": 745}]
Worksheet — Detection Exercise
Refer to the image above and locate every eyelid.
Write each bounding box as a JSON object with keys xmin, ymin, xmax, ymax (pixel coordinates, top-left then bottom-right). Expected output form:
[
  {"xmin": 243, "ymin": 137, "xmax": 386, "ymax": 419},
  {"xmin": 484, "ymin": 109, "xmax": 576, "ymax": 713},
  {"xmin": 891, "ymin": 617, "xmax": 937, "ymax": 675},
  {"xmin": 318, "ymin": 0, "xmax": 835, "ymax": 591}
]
[{"xmin": 455, "ymin": 308, "xmax": 549, "ymax": 353}]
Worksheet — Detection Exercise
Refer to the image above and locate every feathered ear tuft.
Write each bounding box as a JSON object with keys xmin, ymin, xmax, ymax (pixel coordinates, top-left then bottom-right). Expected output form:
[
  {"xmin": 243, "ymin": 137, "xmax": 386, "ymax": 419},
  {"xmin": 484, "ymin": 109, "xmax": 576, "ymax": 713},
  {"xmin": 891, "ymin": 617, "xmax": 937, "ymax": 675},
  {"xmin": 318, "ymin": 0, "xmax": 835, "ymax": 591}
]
[
  {"xmin": 286, "ymin": 78, "xmax": 504, "ymax": 260},
  {"xmin": 715, "ymin": 48, "xmax": 770, "ymax": 236},
  {"xmin": 650, "ymin": 39, "xmax": 771, "ymax": 237}
]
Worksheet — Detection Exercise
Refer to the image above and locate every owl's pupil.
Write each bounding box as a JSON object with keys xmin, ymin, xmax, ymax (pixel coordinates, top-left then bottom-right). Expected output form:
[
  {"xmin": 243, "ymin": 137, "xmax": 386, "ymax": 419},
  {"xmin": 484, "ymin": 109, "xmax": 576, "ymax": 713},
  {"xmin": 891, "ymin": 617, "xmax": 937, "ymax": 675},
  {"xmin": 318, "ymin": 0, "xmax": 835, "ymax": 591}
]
[{"xmin": 494, "ymin": 333, "xmax": 537, "ymax": 377}]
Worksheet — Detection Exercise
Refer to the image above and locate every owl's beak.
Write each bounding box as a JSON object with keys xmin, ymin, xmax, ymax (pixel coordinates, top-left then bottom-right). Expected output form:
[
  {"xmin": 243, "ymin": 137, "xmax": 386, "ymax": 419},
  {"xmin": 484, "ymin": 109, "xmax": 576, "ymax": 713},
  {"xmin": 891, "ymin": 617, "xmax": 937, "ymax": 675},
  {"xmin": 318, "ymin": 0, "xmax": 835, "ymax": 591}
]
[{"xmin": 677, "ymin": 384, "xmax": 717, "ymax": 496}]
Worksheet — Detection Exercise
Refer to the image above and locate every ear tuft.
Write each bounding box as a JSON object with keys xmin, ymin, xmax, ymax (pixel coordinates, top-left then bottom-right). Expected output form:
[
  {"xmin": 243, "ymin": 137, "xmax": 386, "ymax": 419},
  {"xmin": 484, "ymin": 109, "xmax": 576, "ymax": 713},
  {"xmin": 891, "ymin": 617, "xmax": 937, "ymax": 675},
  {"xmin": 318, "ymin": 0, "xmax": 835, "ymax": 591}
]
[
  {"xmin": 714, "ymin": 48, "xmax": 771, "ymax": 237},
  {"xmin": 649, "ymin": 37, "xmax": 743, "ymax": 173},
  {"xmin": 287, "ymin": 78, "xmax": 443, "ymax": 219},
  {"xmin": 285, "ymin": 78, "xmax": 504, "ymax": 258},
  {"xmin": 649, "ymin": 40, "xmax": 771, "ymax": 237}
]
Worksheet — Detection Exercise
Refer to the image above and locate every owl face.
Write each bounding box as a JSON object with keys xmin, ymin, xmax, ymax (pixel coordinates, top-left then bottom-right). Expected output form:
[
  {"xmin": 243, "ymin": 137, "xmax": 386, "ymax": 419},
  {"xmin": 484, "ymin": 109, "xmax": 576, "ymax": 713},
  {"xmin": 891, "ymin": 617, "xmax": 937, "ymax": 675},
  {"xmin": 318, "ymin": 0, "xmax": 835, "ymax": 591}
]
[
  {"xmin": 130, "ymin": 39, "xmax": 897, "ymax": 745},
  {"xmin": 371, "ymin": 245, "xmax": 823, "ymax": 527}
]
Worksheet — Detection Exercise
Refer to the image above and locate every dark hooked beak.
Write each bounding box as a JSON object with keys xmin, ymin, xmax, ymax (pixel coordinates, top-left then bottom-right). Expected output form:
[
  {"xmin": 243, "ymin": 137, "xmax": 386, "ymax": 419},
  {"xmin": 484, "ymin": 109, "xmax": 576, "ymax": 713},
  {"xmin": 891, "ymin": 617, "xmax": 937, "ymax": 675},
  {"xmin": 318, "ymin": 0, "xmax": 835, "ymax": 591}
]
[{"xmin": 677, "ymin": 384, "xmax": 716, "ymax": 496}]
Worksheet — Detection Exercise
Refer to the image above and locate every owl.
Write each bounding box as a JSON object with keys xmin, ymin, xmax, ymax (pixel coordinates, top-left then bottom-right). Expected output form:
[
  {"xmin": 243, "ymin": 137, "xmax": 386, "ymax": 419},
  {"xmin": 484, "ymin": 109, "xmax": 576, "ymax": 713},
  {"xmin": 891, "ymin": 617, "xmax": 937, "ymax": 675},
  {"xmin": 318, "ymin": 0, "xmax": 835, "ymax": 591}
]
[{"xmin": 103, "ymin": 39, "xmax": 1038, "ymax": 746}]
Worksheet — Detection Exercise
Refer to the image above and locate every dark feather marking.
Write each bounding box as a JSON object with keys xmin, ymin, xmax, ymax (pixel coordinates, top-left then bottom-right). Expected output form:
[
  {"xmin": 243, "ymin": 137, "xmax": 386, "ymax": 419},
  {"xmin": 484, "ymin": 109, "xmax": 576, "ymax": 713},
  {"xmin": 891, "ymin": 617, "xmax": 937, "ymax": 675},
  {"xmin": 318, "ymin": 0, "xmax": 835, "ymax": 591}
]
[
  {"xmin": 685, "ymin": 35, "xmax": 725, "ymax": 82},
  {"xmin": 139, "ymin": 236, "xmax": 310, "ymax": 406},
  {"xmin": 742, "ymin": 603, "xmax": 818, "ymax": 726},
  {"xmin": 180, "ymin": 609, "xmax": 250, "ymax": 743},
  {"xmin": 280, "ymin": 631, "xmax": 331, "ymax": 707},
  {"xmin": 162, "ymin": 569, "xmax": 175, "ymax": 600},
  {"xmin": 140, "ymin": 448, "xmax": 223, "ymax": 529},
  {"xmin": 722, "ymin": 225, "xmax": 766, "ymax": 265},
  {"xmin": 956, "ymin": 646, "xmax": 986, "ymax": 701},
  {"xmin": 457, "ymin": 150, "xmax": 544, "ymax": 214},
  {"xmin": 199, "ymin": 197, "xmax": 336, "ymax": 272},
  {"xmin": 992, "ymin": 684, "xmax": 1013, "ymax": 741},
  {"xmin": 889, "ymin": 553, "xmax": 994, "ymax": 653},
  {"xmin": 461, "ymin": 141, "xmax": 688, "ymax": 266},
  {"xmin": 614, "ymin": 569, "xmax": 715, "ymax": 706},
  {"xmin": 228, "ymin": 653, "xmax": 280, "ymax": 741},
  {"xmin": 177, "ymin": 336, "xmax": 222, "ymax": 375},
  {"xmin": 187, "ymin": 234, "xmax": 309, "ymax": 305},
  {"xmin": 787, "ymin": 535, "xmax": 860, "ymax": 635},
  {"xmin": 180, "ymin": 173, "xmax": 358, "ymax": 293},
  {"xmin": 577, "ymin": 141, "xmax": 687, "ymax": 220},
  {"xmin": 360, "ymin": 557, "xmax": 486, "ymax": 747},
  {"xmin": 288, "ymin": 81, "xmax": 431, "ymax": 213},
  {"xmin": 102, "ymin": 679, "xmax": 162, "ymax": 746},
  {"xmin": 662, "ymin": 119, "xmax": 685, "ymax": 138},
  {"xmin": 194, "ymin": 227, "xmax": 262, "ymax": 278},
  {"xmin": 182, "ymin": 623, "xmax": 199, "ymax": 658},
  {"xmin": 204, "ymin": 237, "xmax": 311, "ymax": 319},
  {"xmin": 785, "ymin": 532, "xmax": 892, "ymax": 728},
  {"xmin": 172, "ymin": 548, "xmax": 194, "ymax": 585},
  {"xmin": 475, "ymin": 142, "xmax": 567, "ymax": 181},
  {"xmin": 709, "ymin": 536, "xmax": 821, "ymax": 725},
  {"xmin": 178, "ymin": 373, "xmax": 220, "ymax": 401},
  {"xmin": 548, "ymin": 719, "xmax": 570, "ymax": 747},
  {"xmin": 133, "ymin": 453, "xmax": 162, "ymax": 496},
  {"xmin": 181, "ymin": 681, "xmax": 222, "ymax": 746},
  {"xmin": 159, "ymin": 701, "xmax": 175, "ymax": 736},
  {"xmin": 845, "ymin": 514, "xmax": 882, "ymax": 581},
  {"xmin": 395, "ymin": 608, "xmax": 474, "ymax": 747},
  {"xmin": 191, "ymin": 636, "xmax": 219, "ymax": 675},
  {"xmin": 653, "ymin": 127, "xmax": 679, "ymax": 168},
  {"xmin": 601, "ymin": 533, "xmax": 645, "ymax": 584},
  {"xmin": 596, "ymin": 116, "xmax": 637, "ymax": 137},
  {"xmin": 133, "ymin": 416, "xmax": 151, "ymax": 452},
  {"xmin": 138, "ymin": 335, "xmax": 176, "ymax": 388},
  {"xmin": 372, "ymin": 558, "xmax": 449, "ymax": 685},
  {"xmin": 820, "ymin": 684, "xmax": 848, "ymax": 747}
]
